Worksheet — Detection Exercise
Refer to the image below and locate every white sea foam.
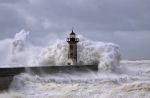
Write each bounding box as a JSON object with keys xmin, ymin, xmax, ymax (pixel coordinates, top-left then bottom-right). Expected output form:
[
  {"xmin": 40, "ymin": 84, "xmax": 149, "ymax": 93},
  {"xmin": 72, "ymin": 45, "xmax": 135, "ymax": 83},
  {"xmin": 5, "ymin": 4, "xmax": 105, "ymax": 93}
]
[
  {"xmin": 0, "ymin": 30, "xmax": 120, "ymax": 71},
  {"xmin": 1, "ymin": 30, "xmax": 150, "ymax": 98},
  {"xmin": 0, "ymin": 92, "xmax": 23, "ymax": 98},
  {"xmin": 37, "ymin": 36, "xmax": 121, "ymax": 71},
  {"xmin": 0, "ymin": 30, "xmax": 43, "ymax": 67},
  {"xmin": 6, "ymin": 61, "xmax": 149, "ymax": 98}
]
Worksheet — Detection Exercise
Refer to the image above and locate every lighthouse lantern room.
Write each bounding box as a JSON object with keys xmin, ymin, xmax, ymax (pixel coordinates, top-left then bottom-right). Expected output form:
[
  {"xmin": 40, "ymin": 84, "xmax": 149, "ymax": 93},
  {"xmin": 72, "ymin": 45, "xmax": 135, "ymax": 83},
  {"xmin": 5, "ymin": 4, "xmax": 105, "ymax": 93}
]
[{"xmin": 66, "ymin": 29, "xmax": 79, "ymax": 65}]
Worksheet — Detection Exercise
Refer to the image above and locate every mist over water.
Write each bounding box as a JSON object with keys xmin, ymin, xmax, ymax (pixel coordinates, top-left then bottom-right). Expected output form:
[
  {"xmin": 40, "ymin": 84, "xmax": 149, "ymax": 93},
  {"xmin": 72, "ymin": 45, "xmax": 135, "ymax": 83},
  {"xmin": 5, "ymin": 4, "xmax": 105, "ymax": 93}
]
[
  {"xmin": 0, "ymin": 30, "xmax": 42, "ymax": 66},
  {"xmin": 0, "ymin": 30, "xmax": 150, "ymax": 98},
  {"xmin": 0, "ymin": 30, "xmax": 120, "ymax": 71}
]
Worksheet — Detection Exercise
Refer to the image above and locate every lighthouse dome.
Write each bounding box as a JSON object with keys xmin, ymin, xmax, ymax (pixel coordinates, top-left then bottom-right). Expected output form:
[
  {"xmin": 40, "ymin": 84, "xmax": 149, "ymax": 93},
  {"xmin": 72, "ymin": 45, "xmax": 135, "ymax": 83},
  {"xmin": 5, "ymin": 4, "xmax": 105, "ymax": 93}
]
[{"xmin": 70, "ymin": 30, "xmax": 76, "ymax": 38}]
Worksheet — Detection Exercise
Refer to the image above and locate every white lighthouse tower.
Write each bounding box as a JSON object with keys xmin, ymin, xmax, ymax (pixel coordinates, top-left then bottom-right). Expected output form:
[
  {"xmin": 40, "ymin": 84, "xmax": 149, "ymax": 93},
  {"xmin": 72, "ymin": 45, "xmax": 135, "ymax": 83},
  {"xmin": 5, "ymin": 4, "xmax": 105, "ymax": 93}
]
[{"xmin": 66, "ymin": 29, "xmax": 79, "ymax": 65}]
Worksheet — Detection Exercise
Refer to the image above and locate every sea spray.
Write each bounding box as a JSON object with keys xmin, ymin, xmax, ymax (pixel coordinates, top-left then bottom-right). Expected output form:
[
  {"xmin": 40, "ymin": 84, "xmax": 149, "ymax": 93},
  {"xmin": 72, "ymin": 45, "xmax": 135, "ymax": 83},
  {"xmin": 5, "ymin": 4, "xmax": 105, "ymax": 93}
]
[
  {"xmin": 0, "ymin": 30, "xmax": 150, "ymax": 98},
  {"xmin": 12, "ymin": 29, "xmax": 29, "ymax": 54},
  {"xmin": 10, "ymin": 29, "xmax": 30, "ymax": 66},
  {"xmin": 9, "ymin": 66, "xmax": 150, "ymax": 98},
  {"xmin": 38, "ymin": 38, "xmax": 121, "ymax": 71},
  {"xmin": 0, "ymin": 30, "xmax": 121, "ymax": 72},
  {"xmin": 0, "ymin": 30, "xmax": 43, "ymax": 66}
]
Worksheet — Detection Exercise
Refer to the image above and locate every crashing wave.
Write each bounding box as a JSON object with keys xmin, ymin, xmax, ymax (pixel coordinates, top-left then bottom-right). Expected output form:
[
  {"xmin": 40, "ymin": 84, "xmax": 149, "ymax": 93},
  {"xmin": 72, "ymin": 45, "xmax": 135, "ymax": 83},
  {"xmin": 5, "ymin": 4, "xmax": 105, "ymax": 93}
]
[
  {"xmin": 38, "ymin": 36, "xmax": 121, "ymax": 71},
  {"xmin": 0, "ymin": 30, "xmax": 120, "ymax": 71}
]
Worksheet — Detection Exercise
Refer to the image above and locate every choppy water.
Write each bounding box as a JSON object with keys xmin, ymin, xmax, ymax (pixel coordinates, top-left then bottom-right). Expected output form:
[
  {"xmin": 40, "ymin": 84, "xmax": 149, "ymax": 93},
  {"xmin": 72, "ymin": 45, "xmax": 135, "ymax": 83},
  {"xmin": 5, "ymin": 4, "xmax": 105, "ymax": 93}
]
[
  {"xmin": 0, "ymin": 30, "xmax": 149, "ymax": 98},
  {"xmin": 0, "ymin": 61, "xmax": 149, "ymax": 98}
]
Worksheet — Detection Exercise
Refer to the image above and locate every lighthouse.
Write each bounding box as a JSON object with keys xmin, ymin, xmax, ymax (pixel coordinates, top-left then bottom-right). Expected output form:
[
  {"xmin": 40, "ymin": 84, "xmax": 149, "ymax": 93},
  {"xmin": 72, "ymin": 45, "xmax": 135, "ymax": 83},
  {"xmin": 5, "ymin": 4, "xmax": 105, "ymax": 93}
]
[{"xmin": 66, "ymin": 29, "xmax": 79, "ymax": 65}]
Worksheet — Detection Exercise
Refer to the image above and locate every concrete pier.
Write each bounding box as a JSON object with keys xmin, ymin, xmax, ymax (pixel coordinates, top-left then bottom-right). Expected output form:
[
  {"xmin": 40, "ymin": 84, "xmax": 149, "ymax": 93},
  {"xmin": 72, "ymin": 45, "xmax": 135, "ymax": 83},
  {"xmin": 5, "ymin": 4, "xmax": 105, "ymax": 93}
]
[{"xmin": 0, "ymin": 65, "xmax": 98, "ymax": 91}]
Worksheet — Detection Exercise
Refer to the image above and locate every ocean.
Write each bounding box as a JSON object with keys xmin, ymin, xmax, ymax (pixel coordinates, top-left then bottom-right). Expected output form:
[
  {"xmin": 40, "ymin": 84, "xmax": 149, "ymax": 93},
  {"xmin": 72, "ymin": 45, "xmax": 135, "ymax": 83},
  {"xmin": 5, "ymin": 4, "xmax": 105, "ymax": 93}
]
[{"xmin": 0, "ymin": 30, "xmax": 149, "ymax": 98}]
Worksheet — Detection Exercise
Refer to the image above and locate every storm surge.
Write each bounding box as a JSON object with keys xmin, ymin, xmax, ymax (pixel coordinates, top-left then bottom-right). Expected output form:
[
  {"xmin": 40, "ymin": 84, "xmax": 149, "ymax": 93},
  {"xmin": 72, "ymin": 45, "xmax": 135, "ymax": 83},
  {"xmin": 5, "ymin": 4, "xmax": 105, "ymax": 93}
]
[
  {"xmin": 1, "ymin": 61, "xmax": 150, "ymax": 98},
  {"xmin": 0, "ymin": 30, "xmax": 120, "ymax": 71},
  {"xmin": 38, "ymin": 39, "xmax": 120, "ymax": 71},
  {"xmin": 1, "ymin": 30, "xmax": 149, "ymax": 98},
  {"xmin": 0, "ymin": 30, "xmax": 42, "ymax": 66}
]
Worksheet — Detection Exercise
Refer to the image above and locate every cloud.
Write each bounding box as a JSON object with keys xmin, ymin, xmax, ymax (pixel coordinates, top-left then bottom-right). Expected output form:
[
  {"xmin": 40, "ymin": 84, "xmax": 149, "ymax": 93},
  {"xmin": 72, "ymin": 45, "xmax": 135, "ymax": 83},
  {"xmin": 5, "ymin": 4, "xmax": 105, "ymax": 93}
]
[
  {"xmin": 0, "ymin": 4, "xmax": 26, "ymax": 38},
  {"xmin": 0, "ymin": 0, "xmax": 150, "ymax": 59},
  {"xmin": 1, "ymin": 0, "xmax": 150, "ymax": 33}
]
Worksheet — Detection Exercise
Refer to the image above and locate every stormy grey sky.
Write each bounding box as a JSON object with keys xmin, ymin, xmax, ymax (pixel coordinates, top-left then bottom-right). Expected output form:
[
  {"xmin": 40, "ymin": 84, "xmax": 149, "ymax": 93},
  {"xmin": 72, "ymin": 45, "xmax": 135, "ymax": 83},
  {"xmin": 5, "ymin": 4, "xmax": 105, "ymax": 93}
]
[{"xmin": 0, "ymin": 0, "xmax": 150, "ymax": 60}]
